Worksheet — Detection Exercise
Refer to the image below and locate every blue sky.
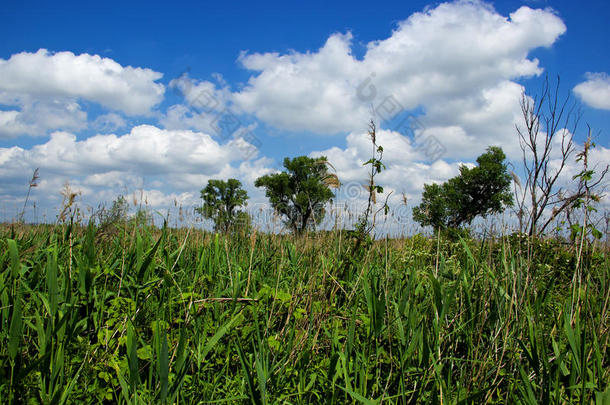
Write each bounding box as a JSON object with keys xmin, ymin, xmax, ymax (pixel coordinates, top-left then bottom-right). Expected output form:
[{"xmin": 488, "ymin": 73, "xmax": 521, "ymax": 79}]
[{"xmin": 1, "ymin": 0, "xmax": 609, "ymax": 230}]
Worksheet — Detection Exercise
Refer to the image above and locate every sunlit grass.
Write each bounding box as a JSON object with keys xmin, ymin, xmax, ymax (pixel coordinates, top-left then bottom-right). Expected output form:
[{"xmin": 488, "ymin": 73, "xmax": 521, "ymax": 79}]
[{"xmin": 0, "ymin": 222, "xmax": 608, "ymax": 403}]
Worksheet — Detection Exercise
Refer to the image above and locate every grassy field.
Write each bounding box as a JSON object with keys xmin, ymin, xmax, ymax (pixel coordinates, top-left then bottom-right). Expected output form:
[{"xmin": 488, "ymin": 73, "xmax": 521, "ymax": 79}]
[{"xmin": 0, "ymin": 222, "xmax": 609, "ymax": 403}]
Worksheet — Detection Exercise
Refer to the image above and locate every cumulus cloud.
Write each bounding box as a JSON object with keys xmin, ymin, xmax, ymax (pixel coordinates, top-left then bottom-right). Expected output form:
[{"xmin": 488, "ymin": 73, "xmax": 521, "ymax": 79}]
[
  {"xmin": 233, "ymin": 32, "xmax": 365, "ymax": 134},
  {"xmin": 0, "ymin": 98, "xmax": 88, "ymax": 138},
  {"xmin": 92, "ymin": 113, "xmax": 127, "ymax": 133},
  {"xmin": 0, "ymin": 125, "xmax": 257, "ymax": 178},
  {"xmin": 232, "ymin": 1, "xmax": 565, "ymax": 159},
  {"xmin": 169, "ymin": 74, "xmax": 230, "ymax": 113},
  {"xmin": 0, "ymin": 49, "xmax": 164, "ymax": 138},
  {"xmin": 160, "ymin": 104, "xmax": 221, "ymax": 134},
  {"xmin": 0, "ymin": 49, "xmax": 165, "ymax": 114},
  {"xmin": 162, "ymin": 74, "xmax": 241, "ymax": 135},
  {"xmin": 0, "ymin": 125, "xmax": 271, "ymax": 218},
  {"xmin": 573, "ymin": 72, "xmax": 610, "ymax": 110}
]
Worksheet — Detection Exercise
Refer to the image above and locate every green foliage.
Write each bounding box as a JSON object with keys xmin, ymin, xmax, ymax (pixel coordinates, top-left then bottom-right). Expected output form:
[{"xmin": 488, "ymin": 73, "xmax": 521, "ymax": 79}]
[
  {"xmin": 568, "ymin": 136, "xmax": 608, "ymax": 243},
  {"xmin": 343, "ymin": 121, "xmax": 388, "ymax": 280},
  {"xmin": 234, "ymin": 210, "xmax": 253, "ymax": 235},
  {"xmin": 98, "ymin": 195, "xmax": 129, "ymax": 229},
  {"xmin": 196, "ymin": 178, "xmax": 249, "ymax": 233},
  {"xmin": 413, "ymin": 146, "xmax": 513, "ymax": 230},
  {"xmin": 0, "ymin": 224, "xmax": 608, "ymax": 403},
  {"xmin": 255, "ymin": 156, "xmax": 335, "ymax": 233},
  {"xmin": 356, "ymin": 120, "xmax": 388, "ymax": 237},
  {"xmin": 131, "ymin": 207, "xmax": 153, "ymax": 228}
]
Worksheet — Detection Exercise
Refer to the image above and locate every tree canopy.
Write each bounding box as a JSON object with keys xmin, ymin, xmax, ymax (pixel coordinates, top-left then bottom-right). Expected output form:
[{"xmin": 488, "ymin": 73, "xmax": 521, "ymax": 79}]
[
  {"xmin": 255, "ymin": 156, "xmax": 336, "ymax": 233},
  {"xmin": 196, "ymin": 178, "xmax": 249, "ymax": 232},
  {"xmin": 413, "ymin": 146, "xmax": 513, "ymax": 230}
]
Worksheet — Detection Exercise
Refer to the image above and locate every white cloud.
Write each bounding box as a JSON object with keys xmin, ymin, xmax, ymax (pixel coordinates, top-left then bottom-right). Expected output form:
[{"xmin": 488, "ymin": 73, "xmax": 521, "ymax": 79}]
[
  {"xmin": 420, "ymin": 80, "xmax": 527, "ymax": 158},
  {"xmin": 163, "ymin": 74, "xmax": 241, "ymax": 136},
  {"xmin": 0, "ymin": 125, "xmax": 270, "ymax": 217},
  {"xmin": 136, "ymin": 189, "xmax": 197, "ymax": 208},
  {"xmin": 232, "ymin": 1, "xmax": 565, "ymax": 159},
  {"xmin": 0, "ymin": 125, "xmax": 246, "ymax": 177},
  {"xmin": 574, "ymin": 72, "xmax": 610, "ymax": 110},
  {"xmin": 0, "ymin": 98, "xmax": 87, "ymax": 138},
  {"xmin": 233, "ymin": 32, "xmax": 366, "ymax": 134},
  {"xmin": 0, "ymin": 49, "xmax": 165, "ymax": 115},
  {"xmin": 84, "ymin": 171, "xmax": 142, "ymax": 188},
  {"xmin": 169, "ymin": 74, "xmax": 230, "ymax": 113},
  {"xmin": 92, "ymin": 113, "xmax": 127, "ymax": 133},
  {"xmin": 0, "ymin": 49, "xmax": 165, "ymax": 138},
  {"xmin": 160, "ymin": 104, "xmax": 220, "ymax": 134}
]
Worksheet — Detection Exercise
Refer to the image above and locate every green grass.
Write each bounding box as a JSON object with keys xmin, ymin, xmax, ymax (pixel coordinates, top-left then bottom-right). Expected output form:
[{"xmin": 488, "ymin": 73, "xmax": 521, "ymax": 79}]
[{"xmin": 0, "ymin": 222, "xmax": 608, "ymax": 403}]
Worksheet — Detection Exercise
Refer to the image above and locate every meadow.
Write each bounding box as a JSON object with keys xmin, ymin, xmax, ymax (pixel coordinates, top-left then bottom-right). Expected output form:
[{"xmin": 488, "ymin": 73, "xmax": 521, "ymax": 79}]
[{"xmin": 0, "ymin": 221, "xmax": 609, "ymax": 403}]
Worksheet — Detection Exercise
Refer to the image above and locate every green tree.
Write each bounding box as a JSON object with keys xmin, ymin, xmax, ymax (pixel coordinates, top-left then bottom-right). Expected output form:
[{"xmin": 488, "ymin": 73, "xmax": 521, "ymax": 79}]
[
  {"xmin": 413, "ymin": 146, "xmax": 513, "ymax": 230},
  {"xmin": 196, "ymin": 179, "xmax": 249, "ymax": 232},
  {"xmin": 255, "ymin": 156, "xmax": 336, "ymax": 234}
]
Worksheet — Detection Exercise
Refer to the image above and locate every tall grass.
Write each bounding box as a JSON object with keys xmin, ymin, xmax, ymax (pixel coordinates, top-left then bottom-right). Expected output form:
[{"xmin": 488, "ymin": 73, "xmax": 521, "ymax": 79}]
[{"xmin": 0, "ymin": 222, "xmax": 608, "ymax": 403}]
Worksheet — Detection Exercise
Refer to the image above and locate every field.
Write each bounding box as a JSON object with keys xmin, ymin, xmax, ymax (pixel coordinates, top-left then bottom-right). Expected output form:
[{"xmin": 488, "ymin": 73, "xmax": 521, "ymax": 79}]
[{"xmin": 1, "ymin": 222, "xmax": 609, "ymax": 404}]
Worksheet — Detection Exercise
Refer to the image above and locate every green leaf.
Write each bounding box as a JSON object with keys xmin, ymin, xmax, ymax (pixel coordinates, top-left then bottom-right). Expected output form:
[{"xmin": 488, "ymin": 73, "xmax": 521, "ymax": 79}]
[
  {"xmin": 202, "ymin": 312, "xmax": 243, "ymax": 360},
  {"xmin": 362, "ymin": 158, "xmax": 375, "ymax": 166},
  {"xmin": 7, "ymin": 239, "xmax": 20, "ymax": 278},
  {"xmin": 236, "ymin": 341, "xmax": 262, "ymax": 405},
  {"xmin": 336, "ymin": 383, "xmax": 378, "ymax": 404},
  {"xmin": 168, "ymin": 328, "xmax": 191, "ymax": 403},
  {"xmin": 595, "ymin": 386, "xmax": 610, "ymax": 405},
  {"xmin": 137, "ymin": 231, "xmax": 164, "ymax": 283},
  {"xmin": 58, "ymin": 356, "xmax": 86, "ymax": 405},
  {"xmin": 47, "ymin": 248, "xmax": 59, "ymax": 319},
  {"xmin": 127, "ymin": 321, "xmax": 139, "ymax": 389},
  {"xmin": 116, "ymin": 366, "xmax": 132, "ymax": 404},
  {"xmin": 8, "ymin": 287, "xmax": 23, "ymax": 361},
  {"xmin": 159, "ymin": 329, "xmax": 169, "ymax": 402},
  {"xmin": 563, "ymin": 313, "xmax": 581, "ymax": 374}
]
